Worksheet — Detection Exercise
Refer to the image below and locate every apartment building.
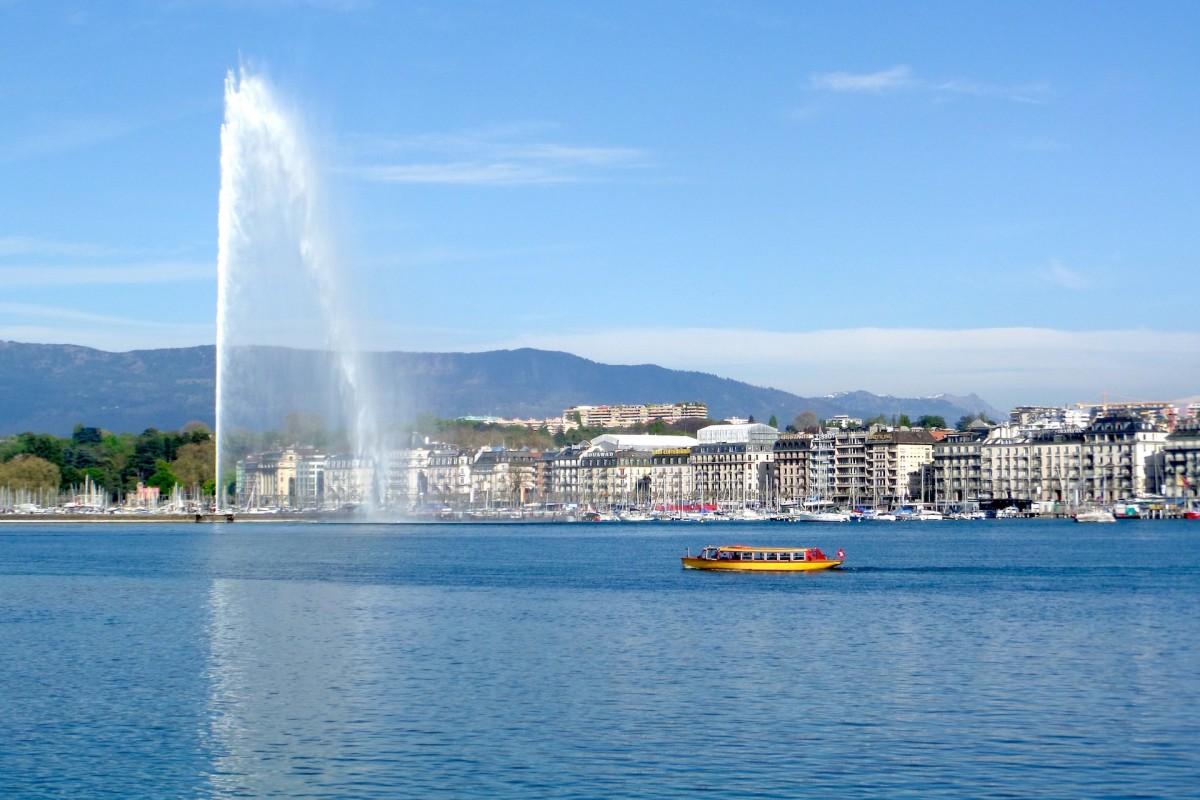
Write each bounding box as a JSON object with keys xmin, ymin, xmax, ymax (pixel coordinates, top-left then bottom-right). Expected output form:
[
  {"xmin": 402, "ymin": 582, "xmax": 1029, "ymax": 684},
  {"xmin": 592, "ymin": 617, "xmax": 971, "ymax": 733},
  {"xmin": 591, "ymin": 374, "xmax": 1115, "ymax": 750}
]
[
  {"xmin": 867, "ymin": 429, "xmax": 935, "ymax": 507},
  {"xmin": 1163, "ymin": 420, "xmax": 1200, "ymax": 501},
  {"xmin": 692, "ymin": 422, "xmax": 778, "ymax": 506},
  {"xmin": 1081, "ymin": 414, "xmax": 1167, "ymax": 502},
  {"xmin": 650, "ymin": 448, "xmax": 693, "ymax": 507},
  {"xmin": 832, "ymin": 427, "xmax": 871, "ymax": 507},
  {"xmin": 563, "ymin": 401, "xmax": 707, "ymax": 429},
  {"xmin": 470, "ymin": 448, "xmax": 536, "ymax": 507},
  {"xmin": 932, "ymin": 431, "xmax": 985, "ymax": 504},
  {"xmin": 773, "ymin": 433, "xmax": 813, "ymax": 504}
]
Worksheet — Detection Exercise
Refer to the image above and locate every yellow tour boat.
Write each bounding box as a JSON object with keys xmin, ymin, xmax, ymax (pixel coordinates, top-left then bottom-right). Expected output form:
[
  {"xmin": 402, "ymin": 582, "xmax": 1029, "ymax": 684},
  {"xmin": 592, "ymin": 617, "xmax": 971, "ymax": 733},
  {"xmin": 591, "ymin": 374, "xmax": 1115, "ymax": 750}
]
[{"xmin": 681, "ymin": 544, "xmax": 844, "ymax": 572}]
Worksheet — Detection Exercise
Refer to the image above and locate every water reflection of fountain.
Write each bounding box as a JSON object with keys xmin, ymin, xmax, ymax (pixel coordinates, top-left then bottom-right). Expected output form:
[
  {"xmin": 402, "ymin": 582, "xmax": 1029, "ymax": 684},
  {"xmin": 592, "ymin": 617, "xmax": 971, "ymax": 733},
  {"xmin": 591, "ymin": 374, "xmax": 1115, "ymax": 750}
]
[{"xmin": 214, "ymin": 68, "xmax": 386, "ymax": 514}]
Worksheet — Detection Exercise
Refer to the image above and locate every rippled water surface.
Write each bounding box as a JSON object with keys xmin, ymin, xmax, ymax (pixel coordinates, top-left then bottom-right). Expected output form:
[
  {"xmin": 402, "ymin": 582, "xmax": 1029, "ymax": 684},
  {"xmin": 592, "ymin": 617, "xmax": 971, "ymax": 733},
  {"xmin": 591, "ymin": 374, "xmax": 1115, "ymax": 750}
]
[{"xmin": 1, "ymin": 520, "xmax": 1197, "ymax": 798}]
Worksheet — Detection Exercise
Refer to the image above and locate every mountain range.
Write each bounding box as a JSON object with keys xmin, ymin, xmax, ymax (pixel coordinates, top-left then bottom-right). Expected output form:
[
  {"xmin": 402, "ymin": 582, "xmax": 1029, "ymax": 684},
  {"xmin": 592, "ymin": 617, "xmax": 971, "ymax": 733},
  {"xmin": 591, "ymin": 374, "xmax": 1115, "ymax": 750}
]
[{"xmin": 0, "ymin": 341, "xmax": 1000, "ymax": 435}]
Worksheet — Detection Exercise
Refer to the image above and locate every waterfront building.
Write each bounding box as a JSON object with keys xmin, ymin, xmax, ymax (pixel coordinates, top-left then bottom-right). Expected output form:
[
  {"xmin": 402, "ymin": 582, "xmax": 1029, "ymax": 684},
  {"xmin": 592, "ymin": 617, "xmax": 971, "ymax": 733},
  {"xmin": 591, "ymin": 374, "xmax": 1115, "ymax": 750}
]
[
  {"xmin": 578, "ymin": 447, "xmax": 617, "ymax": 507},
  {"xmin": 773, "ymin": 433, "xmax": 813, "ymax": 505},
  {"xmin": 691, "ymin": 440, "xmax": 775, "ymax": 506},
  {"xmin": 426, "ymin": 448, "xmax": 472, "ymax": 506},
  {"xmin": 980, "ymin": 424, "xmax": 1032, "ymax": 506},
  {"xmin": 1028, "ymin": 432, "xmax": 1085, "ymax": 505},
  {"xmin": 824, "ymin": 415, "xmax": 863, "ymax": 430},
  {"xmin": 612, "ymin": 448, "xmax": 653, "ymax": 506},
  {"xmin": 470, "ymin": 447, "xmax": 536, "ymax": 508},
  {"xmin": 387, "ymin": 448, "xmax": 430, "ymax": 509},
  {"xmin": 690, "ymin": 424, "xmax": 777, "ymax": 507},
  {"xmin": 866, "ymin": 429, "xmax": 935, "ymax": 507},
  {"xmin": 534, "ymin": 450, "xmax": 556, "ymax": 504},
  {"xmin": 324, "ymin": 453, "xmax": 372, "ymax": 507},
  {"xmin": 1163, "ymin": 420, "xmax": 1200, "ymax": 501},
  {"xmin": 650, "ymin": 448, "xmax": 693, "ymax": 508},
  {"xmin": 933, "ymin": 430, "xmax": 986, "ymax": 505},
  {"xmin": 1081, "ymin": 414, "xmax": 1168, "ymax": 502},
  {"xmin": 549, "ymin": 443, "xmax": 589, "ymax": 505},
  {"xmin": 832, "ymin": 427, "xmax": 870, "ymax": 507},
  {"xmin": 807, "ymin": 431, "xmax": 837, "ymax": 503},
  {"xmin": 236, "ymin": 447, "xmax": 327, "ymax": 508}
]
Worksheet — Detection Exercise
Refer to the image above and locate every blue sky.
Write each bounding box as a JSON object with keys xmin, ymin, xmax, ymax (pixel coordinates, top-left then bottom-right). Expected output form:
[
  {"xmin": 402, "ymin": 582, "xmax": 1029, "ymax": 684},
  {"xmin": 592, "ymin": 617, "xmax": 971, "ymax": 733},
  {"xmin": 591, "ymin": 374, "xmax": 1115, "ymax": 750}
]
[{"xmin": 1, "ymin": 1, "xmax": 1197, "ymax": 408}]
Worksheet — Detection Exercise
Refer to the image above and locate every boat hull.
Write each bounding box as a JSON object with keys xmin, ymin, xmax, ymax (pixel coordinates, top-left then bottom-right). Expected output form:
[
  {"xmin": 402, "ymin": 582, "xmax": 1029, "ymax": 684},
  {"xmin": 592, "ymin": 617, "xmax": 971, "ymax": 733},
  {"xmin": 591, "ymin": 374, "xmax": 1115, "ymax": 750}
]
[{"xmin": 681, "ymin": 557, "xmax": 842, "ymax": 572}]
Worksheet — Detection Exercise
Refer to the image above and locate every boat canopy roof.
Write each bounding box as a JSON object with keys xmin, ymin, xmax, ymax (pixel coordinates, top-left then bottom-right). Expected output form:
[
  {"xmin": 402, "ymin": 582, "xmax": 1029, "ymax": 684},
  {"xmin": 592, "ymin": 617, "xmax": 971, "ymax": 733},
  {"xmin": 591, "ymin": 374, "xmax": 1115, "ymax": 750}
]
[{"xmin": 708, "ymin": 545, "xmax": 820, "ymax": 553}]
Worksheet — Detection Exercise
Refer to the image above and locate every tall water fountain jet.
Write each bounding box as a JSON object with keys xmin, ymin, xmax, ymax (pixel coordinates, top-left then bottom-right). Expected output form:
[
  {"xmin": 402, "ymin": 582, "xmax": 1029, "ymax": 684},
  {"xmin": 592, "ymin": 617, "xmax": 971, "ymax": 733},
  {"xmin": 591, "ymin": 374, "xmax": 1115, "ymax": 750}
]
[{"xmin": 215, "ymin": 68, "xmax": 387, "ymax": 513}]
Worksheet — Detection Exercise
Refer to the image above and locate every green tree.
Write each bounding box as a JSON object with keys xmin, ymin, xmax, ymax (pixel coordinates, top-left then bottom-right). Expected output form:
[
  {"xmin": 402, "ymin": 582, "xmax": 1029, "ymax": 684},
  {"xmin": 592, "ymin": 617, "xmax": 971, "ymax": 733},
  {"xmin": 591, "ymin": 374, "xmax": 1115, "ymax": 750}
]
[
  {"xmin": 72, "ymin": 425, "xmax": 103, "ymax": 445},
  {"xmin": 898, "ymin": 414, "xmax": 912, "ymax": 428},
  {"xmin": 171, "ymin": 441, "xmax": 215, "ymax": 488},
  {"xmin": 0, "ymin": 454, "xmax": 61, "ymax": 492},
  {"xmin": 145, "ymin": 459, "xmax": 179, "ymax": 493},
  {"xmin": 60, "ymin": 465, "xmax": 83, "ymax": 490},
  {"xmin": 12, "ymin": 433, "xmax": 64, "ymax": 466},
  {"xmin": 917, "ymin": 415, "xmax": 947, "ymax": 429},
  {"xmin": 767, "ymin": 415, "xmax": 778, "ymax": 429}
]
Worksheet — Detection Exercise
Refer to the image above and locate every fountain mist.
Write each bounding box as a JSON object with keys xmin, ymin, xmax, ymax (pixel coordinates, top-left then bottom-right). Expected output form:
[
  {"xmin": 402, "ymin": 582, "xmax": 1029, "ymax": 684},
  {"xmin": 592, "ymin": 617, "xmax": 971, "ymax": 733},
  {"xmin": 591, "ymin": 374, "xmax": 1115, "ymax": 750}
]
[{"xmin": 215, "ymin": 68, "xmax": 386, "ymax": 513}]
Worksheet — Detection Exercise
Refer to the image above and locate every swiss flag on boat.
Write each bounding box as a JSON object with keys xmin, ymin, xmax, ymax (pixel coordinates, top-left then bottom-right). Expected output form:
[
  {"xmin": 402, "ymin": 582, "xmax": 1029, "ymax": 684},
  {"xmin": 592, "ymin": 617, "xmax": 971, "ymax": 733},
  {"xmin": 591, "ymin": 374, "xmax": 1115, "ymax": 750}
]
[{"xmin": 836, "ymin": 548, "xmax": 845, "ymax": 560}]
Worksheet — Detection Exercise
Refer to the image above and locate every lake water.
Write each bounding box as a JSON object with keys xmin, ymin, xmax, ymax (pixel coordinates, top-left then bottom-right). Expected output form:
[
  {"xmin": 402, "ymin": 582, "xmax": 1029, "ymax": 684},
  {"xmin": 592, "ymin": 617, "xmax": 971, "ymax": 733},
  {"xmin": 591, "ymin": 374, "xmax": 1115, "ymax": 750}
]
[{"xmin": 1, "ymin": 520, "xmax": 1197, "ymax": 798}]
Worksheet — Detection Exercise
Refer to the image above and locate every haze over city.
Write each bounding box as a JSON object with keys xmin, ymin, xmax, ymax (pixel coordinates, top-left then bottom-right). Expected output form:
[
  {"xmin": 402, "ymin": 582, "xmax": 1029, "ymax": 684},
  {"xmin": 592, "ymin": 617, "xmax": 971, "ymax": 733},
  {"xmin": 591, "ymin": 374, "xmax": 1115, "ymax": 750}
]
[{"xmin": 1, "ymin": 1, "xmax": 1197, "ymax": 408}]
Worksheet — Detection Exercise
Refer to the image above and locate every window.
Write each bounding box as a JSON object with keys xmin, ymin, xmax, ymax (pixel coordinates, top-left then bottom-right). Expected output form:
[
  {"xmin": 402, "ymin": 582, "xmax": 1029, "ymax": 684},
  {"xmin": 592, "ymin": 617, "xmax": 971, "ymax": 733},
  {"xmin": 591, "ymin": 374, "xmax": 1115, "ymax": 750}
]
[{"xmin": 753, "ymin": 552, "xmax": 764, "ymax": 561}]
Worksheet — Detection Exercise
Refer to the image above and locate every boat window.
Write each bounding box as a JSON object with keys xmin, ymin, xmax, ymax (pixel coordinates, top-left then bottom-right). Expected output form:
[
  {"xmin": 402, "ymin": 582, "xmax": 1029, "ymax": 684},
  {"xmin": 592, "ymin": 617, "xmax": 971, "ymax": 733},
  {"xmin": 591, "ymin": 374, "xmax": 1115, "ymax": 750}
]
[
  {"xmin": 753, "ymin": 552, "xmax": 764, "ymax": 561},
  {"xmin": 765, "ymin": 552, "xmax": 777, "ymax": 561},
  {"xmin": 793, "ymin": 551, "xmax": 804, "ymax": 560},
  {"xmin": 779, "ymin": 552, "xmax": 791, "ymax": 561}
]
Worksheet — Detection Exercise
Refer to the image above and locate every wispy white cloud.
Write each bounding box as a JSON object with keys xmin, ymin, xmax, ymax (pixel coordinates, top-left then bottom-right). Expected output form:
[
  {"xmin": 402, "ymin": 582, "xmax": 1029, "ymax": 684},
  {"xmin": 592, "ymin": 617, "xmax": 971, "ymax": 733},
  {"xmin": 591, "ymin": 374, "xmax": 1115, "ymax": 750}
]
[
  {"xmin": 1, "ymin": 99, "xmax": 215, "ymax": 163},
  {"xmin": 351, "ymin": 162, "xmax": 572, "ymax": 186},
  {"xmin": 0, "ymin": 302, "xmax": 199, "ymax": 328},
  {"xmin": 932, "ymin": 78, "xmax": 1051, "ymax": 104},
  {"xmin": 470, "ymin": 326, "xmax": 1200, "ymax": 408},
  {"xmin": 344, "ymin": 126, "xmax": 649, "ymax": 186},
  {"xmin": 0, "ymin": 235, "xmax": 128, "ymax": 259},
  {"xmin": 0, "ymin": 116, "xmax": 147, "ymax": 163},
  {"xmin": 810, "ymin": 65, "xmax": 1050, "ymax": 104},
  {"xmin": 0, "ymin": 262, "xmax": 212, "ymax": 286},
  {"xmin": 0, "ymin": 303, "xmax": 212, "ymax": 350},
  {"xmin": 810, "ymin": 65, "xmax": 915, "ymax": 92},
  {"xmin": 1038, "ymin": 260, "xmax": 1089, "ymax": 291}
]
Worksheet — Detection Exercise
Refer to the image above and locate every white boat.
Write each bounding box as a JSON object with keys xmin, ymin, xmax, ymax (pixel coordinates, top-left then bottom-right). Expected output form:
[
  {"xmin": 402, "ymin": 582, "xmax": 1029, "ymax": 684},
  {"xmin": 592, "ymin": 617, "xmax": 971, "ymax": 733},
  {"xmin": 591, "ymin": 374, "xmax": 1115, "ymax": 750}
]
[
  {"xmin": 793, "ymin": 510, "xmax": 851, "ymax": 523},
  {"xmin": 1074, "ymin": 508, "xmax": 1115, "ymax": 523},
  {"xmin": 916, "ymin": 509, "xmax": 944, "ymax": 521}
]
